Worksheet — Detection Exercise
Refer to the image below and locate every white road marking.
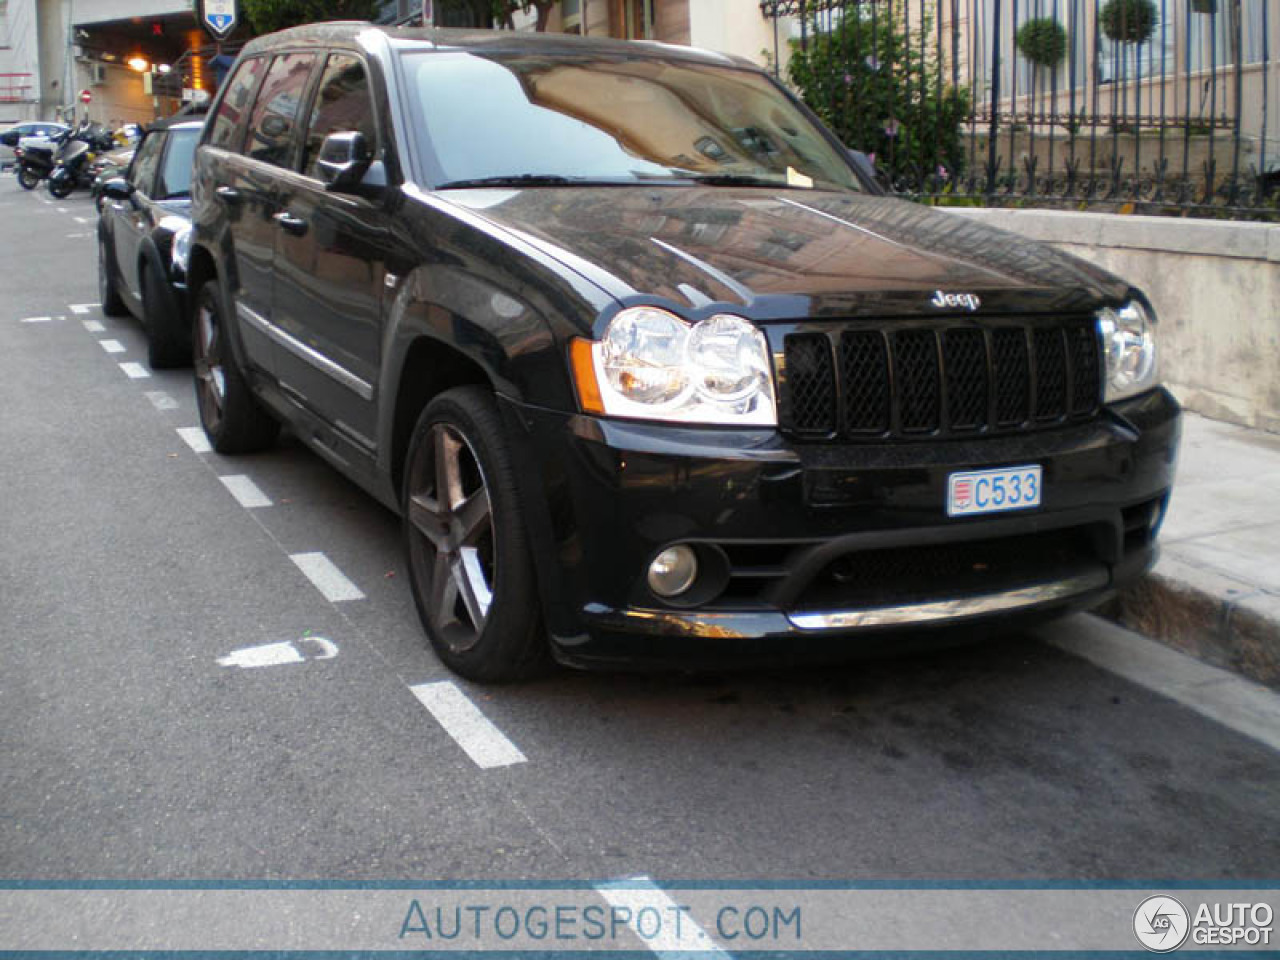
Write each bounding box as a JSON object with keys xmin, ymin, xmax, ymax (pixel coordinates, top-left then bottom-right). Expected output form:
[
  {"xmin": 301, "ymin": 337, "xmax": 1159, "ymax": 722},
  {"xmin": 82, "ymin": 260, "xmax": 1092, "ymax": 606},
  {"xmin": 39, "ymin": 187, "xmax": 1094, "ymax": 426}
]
[
  {"xmin": 289, "ymin": 552, "xmax": 365, "ymax": 602},
  {"xmin": 219, "ymin": 474, "xmax": 272, "ymax": 509},
  {"xmin": 20, "ymin": 316, "xmax": 51, "ymax": 324},
  {"xmin": 216, "ymin": 636, "xmax": 339, "ymax": 669},
  {"xmin": 65, "ymin": 232, "xmax": 92, "ymax": 238},
  {"xmin": 119, "ymin": 362, "xmax": 150, "ymax": 379},
  {"xmin": 56, "ymin": 206, "xmax": 68, "ymax": 213},
  {"xmin": 596, "ymin": 877, "xmax": 730, "ymax": 958},
  {"xmin": 217, "ymin": 641, "xmax": 304, "ymax": 669},
  {"xmin": 1041, "ymin": 614, "xmax": 1280, "ymax": 754},
  {"xmin": 99, "ymin": 339, "xmax": 126, "ymax": 354},
  {"xmin": 82, "ymin": 319, "xmax": 105, "ymax": 332},
  {"xmin": 145, "ymin": 390, "xmax": 178, "ymax": 411},
  {"xmin": 409, "ymin": 681, "xmax": 527, "ymax": 769},
  {"xmin": 176, "ymin": 427, "xmax": 211, "ymax": 453},
  {"xmin": 73, "ymin": 216, "xmax": 89, "ymax": 224},
  {"xmin": 70, "ymin": 303, "xmax": 100, "ymax": 315}
]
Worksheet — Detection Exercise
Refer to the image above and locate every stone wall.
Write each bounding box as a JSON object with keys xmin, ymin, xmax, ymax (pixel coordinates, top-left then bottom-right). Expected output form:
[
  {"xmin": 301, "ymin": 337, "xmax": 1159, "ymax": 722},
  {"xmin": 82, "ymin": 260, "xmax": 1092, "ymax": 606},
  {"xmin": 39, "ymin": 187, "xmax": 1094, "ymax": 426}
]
[{"xmin": 949, "ymin": 208, "xmax": 1280, "ymax": 433}]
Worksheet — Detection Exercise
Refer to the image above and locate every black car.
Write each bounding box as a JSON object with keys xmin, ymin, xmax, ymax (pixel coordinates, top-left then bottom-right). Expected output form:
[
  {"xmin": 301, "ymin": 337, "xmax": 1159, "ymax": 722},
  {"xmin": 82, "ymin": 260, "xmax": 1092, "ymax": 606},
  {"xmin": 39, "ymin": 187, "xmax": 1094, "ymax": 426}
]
[
  {"xmin": 189, "ymin": 25, "xmax": 1180, "ymax": 681},
  {"xmin": 98, "ymin": 118, "xmax": 202, "ymax": 368}
]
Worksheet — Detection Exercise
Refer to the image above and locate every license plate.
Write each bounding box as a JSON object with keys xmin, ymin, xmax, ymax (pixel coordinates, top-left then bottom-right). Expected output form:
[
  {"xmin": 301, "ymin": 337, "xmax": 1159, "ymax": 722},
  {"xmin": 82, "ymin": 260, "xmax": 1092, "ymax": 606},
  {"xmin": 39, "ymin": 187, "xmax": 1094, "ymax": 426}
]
[{"xmin": 947, "ymin": 465, "xmax": 1042, "ymax": 517}]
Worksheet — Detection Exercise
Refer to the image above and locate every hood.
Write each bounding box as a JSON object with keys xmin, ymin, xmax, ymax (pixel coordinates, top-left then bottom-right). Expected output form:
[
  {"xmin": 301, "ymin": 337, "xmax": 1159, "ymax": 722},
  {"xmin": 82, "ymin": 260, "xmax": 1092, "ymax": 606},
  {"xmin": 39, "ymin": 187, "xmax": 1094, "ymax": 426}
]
[{"xmin": 442, "ymin": 186, "xmax": 1128, "ymax": 319}]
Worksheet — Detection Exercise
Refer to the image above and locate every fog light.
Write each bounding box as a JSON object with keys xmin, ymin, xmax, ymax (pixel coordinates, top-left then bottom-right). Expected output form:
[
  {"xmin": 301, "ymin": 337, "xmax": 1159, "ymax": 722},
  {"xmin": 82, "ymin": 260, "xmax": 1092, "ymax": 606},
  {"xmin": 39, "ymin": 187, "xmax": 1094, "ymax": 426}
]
[{"xmin": 647, "ymin": 545, "xmax": 698, "ymax": 598}]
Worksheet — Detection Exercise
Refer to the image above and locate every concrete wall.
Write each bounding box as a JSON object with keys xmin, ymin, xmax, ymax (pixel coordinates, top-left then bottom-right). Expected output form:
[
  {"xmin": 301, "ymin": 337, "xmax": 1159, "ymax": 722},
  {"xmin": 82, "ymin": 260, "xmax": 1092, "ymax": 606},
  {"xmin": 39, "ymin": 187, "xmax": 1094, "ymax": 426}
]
[
  {"xmin": 0, "ymin": 0, "xmax": 43, "ymax": 122},
  {"xmin": 950, "ymin": 207, "xmax": 1280, "ymax": 433}
]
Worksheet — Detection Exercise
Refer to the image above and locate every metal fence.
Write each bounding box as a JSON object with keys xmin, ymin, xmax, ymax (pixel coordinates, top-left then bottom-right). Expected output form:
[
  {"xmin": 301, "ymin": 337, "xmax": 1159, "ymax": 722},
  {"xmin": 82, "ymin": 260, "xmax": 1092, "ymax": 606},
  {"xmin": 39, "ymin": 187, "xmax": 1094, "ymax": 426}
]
[{"xmin": 761, "ymin": 0, "xmax": 1277, "ymax": 218}]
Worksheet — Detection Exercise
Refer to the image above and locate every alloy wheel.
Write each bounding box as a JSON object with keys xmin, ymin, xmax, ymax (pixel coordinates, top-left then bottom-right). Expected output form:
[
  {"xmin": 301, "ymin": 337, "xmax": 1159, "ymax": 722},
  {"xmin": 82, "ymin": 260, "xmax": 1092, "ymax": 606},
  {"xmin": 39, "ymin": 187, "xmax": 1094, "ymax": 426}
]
[
  {"xmin": 407, "ymin": 423, "xmax": 496, "ymax": 654},
  {"xmin": 194, "ymin": 294, "xmax": 226, "ymax": 435}
]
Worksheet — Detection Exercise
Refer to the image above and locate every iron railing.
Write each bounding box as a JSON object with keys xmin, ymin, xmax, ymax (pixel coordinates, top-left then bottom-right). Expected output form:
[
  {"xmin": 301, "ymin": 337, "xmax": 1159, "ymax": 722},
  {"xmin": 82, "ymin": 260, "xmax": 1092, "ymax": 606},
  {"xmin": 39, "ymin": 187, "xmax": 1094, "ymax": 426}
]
[{"xmin": 761, "ymin": 0, "xmax": 1277, "ymax": 218}]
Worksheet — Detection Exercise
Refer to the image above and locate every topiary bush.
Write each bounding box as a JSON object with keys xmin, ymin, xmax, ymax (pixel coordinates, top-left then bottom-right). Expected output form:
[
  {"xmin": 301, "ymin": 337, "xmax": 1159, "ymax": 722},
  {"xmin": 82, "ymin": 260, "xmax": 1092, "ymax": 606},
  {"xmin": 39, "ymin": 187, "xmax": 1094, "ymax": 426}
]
[
  {"xmin": 1016, "ymin": 18, "xmax": 1068, "ymax": 67},
  {"xmin": 787, "ymin": 1, "xmax": 971, "ymax": 188},
  {"xmin": 1099, "ymin": 0, "xmax": 1159, "ymax": 44}
]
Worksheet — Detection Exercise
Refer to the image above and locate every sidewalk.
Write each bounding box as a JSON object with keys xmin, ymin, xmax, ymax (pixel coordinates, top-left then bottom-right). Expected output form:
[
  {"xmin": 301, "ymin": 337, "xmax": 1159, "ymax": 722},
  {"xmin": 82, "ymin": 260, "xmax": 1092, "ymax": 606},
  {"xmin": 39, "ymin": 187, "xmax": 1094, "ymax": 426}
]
[{"xmin": 1102, "ymin": 411, "xmax": 1280, "ymax": 688}]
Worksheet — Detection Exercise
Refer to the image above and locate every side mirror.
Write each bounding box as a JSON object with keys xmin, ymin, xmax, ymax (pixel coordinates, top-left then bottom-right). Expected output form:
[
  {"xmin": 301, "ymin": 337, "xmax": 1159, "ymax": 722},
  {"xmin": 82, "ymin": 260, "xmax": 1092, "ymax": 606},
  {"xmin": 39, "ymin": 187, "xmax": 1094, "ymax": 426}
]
[
  {"xmin": 847, "ymin": 149, "xmax": 887, "ymax": 195},
  {"xmin": 102, "ymin": 177, "xmax": 134, "ymax": 201},
  {"xmin": 317, "ymin": 131, "xmax": 374, "ymax": 192}
]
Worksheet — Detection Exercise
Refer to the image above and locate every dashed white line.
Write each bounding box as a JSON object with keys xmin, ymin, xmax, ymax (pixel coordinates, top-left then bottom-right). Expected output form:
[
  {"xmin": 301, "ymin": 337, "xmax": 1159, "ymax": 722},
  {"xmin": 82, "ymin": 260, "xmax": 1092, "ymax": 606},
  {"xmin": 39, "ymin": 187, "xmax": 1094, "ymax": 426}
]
[
  {"xmin": 595, "ymin": 877, "xmax": 730, "ymax": 958},
  {"xmin": 289, "ymin": 551, "xmax": 366, "ymax": 603},
  {"xmin": 99, "ymin": 339, "xmax": 126, "ymax": 354},
  {"xmin": 176, "ymin": 426, "xmax": 212, "ymax": 452},
  {"xmin": 20, "ymin": 316, "xmax": 51, "ymax": 324},
  {"xmin": 146, "ymin": 390, "xmax": 179, "ymax": 411},
  {"xmin": 82, "ymin": 319, "xmax": 105, "ymax": 332},
  {"xmin": 56, "ymin": 206, "xmax": 68, "ymax": 213},
  {"xmin": 219, "ymin": 474, "xmax": 272, "ymax": 509},
  {"xmin": 73, "ymin": 216, "xmax": 90, "ymax": 224},
  {"xmin": 70, "ymin": 303, "xmax": 100, "ymax": 315},
  {"xmin": 119, "ymin": 362, "xmax": 150, "ymax": 379},
  {"xmin": 409, "ymin": 681, "xmax": 527, "ymax": 769}
]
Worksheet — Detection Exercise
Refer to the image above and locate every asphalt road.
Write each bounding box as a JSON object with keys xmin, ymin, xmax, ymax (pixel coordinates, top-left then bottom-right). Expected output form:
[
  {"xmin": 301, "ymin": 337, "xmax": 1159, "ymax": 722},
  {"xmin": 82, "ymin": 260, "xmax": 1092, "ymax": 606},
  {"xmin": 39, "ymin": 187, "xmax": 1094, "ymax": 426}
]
[{"xmin": 2, "ymin": 175, "xmax": 1278, "ymax": 885}]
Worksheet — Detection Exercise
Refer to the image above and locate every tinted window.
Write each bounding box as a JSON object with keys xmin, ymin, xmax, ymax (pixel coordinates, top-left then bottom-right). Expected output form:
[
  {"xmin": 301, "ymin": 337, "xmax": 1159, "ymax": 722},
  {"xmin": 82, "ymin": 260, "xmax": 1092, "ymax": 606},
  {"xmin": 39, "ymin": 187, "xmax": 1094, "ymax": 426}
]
[
  {"xmin": 156, "ymin": 127, "xmax": 199, "ymax": 199},
  {"xmin": 400, "ymin": 51, "xmax": 860, "ymax": 191},
  {"xmin": 245, "ymin": 52, "xmax": 317, "ymax": 168},
  {"xmin": 302, "ymin": 53, "xmax": 376, "ymax": 180},
  {"xmin": 129, "ymin": 132, "xmax": 165, "ymax": 196},
  {"xmin": 208, "ymin": 57, "xmax": 267, "ymax": 150}
]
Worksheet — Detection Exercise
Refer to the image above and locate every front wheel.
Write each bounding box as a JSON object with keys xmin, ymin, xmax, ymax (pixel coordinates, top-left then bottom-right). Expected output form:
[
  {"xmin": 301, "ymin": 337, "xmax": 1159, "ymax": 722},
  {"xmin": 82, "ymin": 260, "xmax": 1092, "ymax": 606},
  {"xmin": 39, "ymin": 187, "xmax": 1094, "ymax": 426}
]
[
  {"xmin": 142, "ymin": 263, "xmax": 190, "ymax": 368},
  {"xmin": 97, "ymin": 234, "xmax": 127, "ymax": 317},
  {"xmin": 16, "ymin": 166, "xmax": 38, "ymax": 190},
  {"xmin": 47, "ymin": 173, "xmax": 73, "ymax": 199},
  {"xmin": 192, "ymin": 280, "xmax": 279, "ymax": 453},
  {"xmin": 403, "ymin": 386, "xmax": 547, "ymax": 683}
]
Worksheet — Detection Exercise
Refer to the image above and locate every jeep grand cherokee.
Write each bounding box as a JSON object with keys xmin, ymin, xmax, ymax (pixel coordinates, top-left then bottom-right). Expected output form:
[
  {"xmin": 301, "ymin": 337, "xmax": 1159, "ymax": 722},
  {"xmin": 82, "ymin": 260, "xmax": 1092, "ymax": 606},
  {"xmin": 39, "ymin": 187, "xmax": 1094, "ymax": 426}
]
[{"xmin": 188, "ymin": 24, "xmax": 1179, "ymax": 680}]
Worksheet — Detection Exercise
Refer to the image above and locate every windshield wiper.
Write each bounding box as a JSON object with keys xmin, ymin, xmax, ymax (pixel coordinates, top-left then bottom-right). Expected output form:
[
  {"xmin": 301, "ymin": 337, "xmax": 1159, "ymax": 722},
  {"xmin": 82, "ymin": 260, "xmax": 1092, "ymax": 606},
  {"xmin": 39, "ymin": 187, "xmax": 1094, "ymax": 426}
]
[
  {"xmin": 435, "ymin": 174, "xmax": 576, "ymax": 189},
  {"xmin": 684, "ymin": 173, "xmax": 790, "ymax": 187}
]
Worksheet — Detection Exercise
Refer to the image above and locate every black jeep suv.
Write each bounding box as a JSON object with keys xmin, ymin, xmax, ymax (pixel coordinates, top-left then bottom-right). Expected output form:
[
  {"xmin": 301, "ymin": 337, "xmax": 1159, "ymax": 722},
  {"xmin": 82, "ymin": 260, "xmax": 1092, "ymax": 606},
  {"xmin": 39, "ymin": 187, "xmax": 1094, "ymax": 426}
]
[{"xmin": 189, "ymin": 23, "xmax": 1179, "ymax": 680}]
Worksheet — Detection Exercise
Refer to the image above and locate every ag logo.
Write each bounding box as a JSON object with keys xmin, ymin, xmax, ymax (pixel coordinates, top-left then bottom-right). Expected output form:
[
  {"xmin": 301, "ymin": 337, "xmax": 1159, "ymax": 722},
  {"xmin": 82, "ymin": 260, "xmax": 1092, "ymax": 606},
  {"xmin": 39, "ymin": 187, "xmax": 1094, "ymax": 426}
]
[{"xmin": 1134, "ymin": 895, "xmax": 1190, "ymax": 952}]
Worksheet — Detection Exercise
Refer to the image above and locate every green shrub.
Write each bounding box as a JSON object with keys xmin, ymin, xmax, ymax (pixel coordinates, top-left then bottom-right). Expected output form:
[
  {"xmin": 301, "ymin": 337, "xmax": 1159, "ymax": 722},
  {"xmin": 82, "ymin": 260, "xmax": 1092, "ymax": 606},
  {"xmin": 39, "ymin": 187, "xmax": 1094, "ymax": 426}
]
[
  {"xmin": 1016, "ymin": 18, "xmax": 1068, "ymax": 67},
  {"xmin": 1099, "ymin": 0, "xmax": 1159, "ymax": 44},
  {"xmin": 787, "ymin": 1, "xmax": 971, "ymax": 186}
]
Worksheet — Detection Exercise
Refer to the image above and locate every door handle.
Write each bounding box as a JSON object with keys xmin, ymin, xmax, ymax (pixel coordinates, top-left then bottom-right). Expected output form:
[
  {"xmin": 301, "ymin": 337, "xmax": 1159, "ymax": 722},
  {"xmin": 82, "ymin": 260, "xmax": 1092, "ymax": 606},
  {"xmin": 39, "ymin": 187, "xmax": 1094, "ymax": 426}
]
[
  {"xmin": 273, "ymin": 211, "xmax": 308, "ymax": 236},
  {"xmin": 214, "ymin": 185, "xmax": 242, "ymax": 204}
]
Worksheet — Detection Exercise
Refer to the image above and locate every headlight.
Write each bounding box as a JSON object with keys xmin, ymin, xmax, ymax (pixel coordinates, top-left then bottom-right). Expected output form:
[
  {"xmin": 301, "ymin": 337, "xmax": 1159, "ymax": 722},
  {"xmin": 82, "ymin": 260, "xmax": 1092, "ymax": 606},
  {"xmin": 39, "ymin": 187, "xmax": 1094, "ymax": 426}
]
[
  {"xmin": 171, "ymin": 225, "xmax": 192, "ymax": 276},
  {"xmin": 1097, "ymin": 299, "xmax": 1158, "ymax": 402},
  {"xmin": 571, "ymin": 306, "xmax": 776, "ymax": 426}
]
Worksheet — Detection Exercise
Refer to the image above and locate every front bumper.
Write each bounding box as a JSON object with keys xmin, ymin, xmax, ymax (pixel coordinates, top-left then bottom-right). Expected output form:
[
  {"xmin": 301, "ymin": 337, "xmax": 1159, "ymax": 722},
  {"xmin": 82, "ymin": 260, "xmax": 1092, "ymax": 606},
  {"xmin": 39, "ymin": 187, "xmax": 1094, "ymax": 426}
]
[{"xmin": 501, "ymin": 388, "xmax": 1180, "ymax": 668}]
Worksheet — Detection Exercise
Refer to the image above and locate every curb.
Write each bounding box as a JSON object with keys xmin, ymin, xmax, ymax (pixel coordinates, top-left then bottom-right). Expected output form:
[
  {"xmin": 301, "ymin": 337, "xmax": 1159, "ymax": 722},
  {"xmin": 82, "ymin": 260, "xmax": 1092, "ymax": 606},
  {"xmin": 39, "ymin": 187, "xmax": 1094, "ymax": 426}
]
[{"xmin": 1098, "ymin": 554, "xmax": 1280, "ymax": 691}]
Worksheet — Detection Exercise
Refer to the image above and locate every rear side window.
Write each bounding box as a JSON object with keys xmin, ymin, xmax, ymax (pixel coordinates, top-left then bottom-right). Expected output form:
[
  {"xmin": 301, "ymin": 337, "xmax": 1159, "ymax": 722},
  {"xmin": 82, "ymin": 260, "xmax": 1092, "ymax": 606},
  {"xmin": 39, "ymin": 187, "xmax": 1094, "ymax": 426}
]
[
  {"xmin": 156, "ymin": 128, "xmax": 199, "ymax": 198},
  {"xmin": 208, "ymin": 57, "xmax": 266, "ymax": 150},
  {"xmin": 245, "ymin": 52, "xmax": 317, "ymax": 168},
  {"xmin": 129, "ymin": 132, "xmax": 164, "ymax": 196},
  {"xmin": 302, "ymin": 53, "xmax": 376, "ymax": 180}
]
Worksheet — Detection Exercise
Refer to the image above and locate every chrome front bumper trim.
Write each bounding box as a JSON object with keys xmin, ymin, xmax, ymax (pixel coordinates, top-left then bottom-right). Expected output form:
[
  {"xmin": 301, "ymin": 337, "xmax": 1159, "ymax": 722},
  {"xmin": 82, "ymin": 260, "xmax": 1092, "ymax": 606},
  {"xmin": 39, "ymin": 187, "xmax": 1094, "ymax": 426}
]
[{"xmin": 786, "ymin": 569, "xmax": 1109, "ymax": 631}]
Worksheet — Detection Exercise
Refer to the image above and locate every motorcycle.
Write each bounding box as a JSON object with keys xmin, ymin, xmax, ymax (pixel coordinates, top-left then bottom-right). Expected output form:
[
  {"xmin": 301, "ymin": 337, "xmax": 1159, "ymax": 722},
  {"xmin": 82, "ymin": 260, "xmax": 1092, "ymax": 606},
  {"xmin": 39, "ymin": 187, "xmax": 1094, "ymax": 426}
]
[
  {"xmin": 46, "ymin": 124, "xmax": 115, "ymax": 199},
  {"xmin": 13, "ymin": 128, "xmax": 71, "ymax": 190}
]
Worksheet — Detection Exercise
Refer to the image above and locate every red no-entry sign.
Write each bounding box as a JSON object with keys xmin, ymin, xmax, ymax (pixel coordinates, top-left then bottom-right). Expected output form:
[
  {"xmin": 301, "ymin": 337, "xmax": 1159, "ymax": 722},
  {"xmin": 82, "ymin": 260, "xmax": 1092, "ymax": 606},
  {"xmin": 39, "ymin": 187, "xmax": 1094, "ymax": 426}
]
[{"xmin": 79, "ymin": 89, "xmax": 92, "ymax": 104}]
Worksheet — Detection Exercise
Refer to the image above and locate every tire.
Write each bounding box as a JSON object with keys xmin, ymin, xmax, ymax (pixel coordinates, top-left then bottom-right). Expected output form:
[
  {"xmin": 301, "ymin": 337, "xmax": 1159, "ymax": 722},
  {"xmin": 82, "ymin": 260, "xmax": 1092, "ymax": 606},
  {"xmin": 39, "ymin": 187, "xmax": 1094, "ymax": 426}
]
[
  {"xmin": 17, "ymin": 166, "xmax": 38, "ymax": 190},
  {"xmin": 47, "ymin": 174, "xmax": 73, "ymax": 199},
  {"xmin": 97, "ymin": 233, "xmax": 128, "ymax": 317},
  {"xmin": 192, "ymin": 280, "xmax": 279, "ymax": 454},
  {"xmin": 141, "ymin": 262, "xmax": 190, "ymax": 369},
  {"xmin": 402, "ymin": 386, "xmax": 547, "ymax": 683}
]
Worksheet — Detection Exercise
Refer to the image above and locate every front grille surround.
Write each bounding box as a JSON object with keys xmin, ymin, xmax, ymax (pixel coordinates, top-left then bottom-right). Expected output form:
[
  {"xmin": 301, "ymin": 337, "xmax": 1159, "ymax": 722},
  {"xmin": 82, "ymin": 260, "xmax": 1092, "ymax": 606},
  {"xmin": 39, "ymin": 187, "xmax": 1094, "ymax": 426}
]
[{"xmin": 779, "ymin": 318, "xmax": 1102, "ymax": 441}]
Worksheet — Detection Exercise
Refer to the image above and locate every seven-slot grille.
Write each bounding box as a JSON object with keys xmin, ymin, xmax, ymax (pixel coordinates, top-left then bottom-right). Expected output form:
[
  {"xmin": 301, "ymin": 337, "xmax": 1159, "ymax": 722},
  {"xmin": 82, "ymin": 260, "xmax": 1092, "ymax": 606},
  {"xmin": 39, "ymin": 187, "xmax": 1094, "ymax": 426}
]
[{"xmin": 780, "ymin": 319, "xmax": 1101, "ymax": 440}]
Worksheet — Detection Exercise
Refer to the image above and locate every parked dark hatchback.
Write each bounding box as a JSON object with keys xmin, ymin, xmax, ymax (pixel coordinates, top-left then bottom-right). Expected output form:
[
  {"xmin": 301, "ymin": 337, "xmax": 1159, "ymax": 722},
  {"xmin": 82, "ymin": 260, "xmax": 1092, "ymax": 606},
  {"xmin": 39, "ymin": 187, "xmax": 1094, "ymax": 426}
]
[
  {"xmin": 99, "ymin": 117, "xmax": 202, "ymax": 367},
  {"xmin": 189, "ymin": 23, "xmax": 1179, "ymax": 680}
]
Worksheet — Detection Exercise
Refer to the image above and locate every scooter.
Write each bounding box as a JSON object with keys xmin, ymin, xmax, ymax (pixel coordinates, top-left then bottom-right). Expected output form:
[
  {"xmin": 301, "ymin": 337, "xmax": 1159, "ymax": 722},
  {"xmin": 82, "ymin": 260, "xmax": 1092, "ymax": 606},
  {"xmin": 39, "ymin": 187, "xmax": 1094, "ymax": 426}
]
[
  {"xmin": 46, "ymin": 124, "xmax": 115, "ymax": 199},
  {"xmin": 13, "ymin": 128, "xmax": 70, "ymax": 190}
]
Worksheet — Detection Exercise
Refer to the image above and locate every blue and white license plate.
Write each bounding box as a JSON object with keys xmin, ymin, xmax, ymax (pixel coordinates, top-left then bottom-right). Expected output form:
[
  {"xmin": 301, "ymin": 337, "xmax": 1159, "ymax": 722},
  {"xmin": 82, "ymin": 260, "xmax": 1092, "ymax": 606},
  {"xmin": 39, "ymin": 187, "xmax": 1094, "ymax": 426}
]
[{"xmin": 947, "ymin": 465, "xmax": 1042, "ymax": 517}]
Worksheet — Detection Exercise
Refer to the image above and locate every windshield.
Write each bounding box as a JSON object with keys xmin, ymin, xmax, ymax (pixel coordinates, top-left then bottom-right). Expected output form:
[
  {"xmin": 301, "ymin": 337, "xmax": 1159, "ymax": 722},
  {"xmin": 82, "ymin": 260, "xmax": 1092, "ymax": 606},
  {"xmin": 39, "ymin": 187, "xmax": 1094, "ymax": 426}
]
[
  {"xmin": 157, "ymin": 127, "xmax": 199, "ymax": 199},
  {"xmin": 400, "ymin": 50, "xmax": 861, "ymax": 192}
]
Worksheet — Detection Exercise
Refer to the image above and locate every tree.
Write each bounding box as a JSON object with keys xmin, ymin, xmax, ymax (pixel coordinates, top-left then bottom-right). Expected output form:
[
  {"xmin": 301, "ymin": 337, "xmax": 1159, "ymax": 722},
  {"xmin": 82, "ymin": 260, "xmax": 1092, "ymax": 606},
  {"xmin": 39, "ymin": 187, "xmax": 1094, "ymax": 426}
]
[
  {"xmin": 240, "ymin": 0, "xmax": 383, "ymax": 34},
  {"xmin": 788, "ymin": 2, "xmax": 971, "ymax": 189}
]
